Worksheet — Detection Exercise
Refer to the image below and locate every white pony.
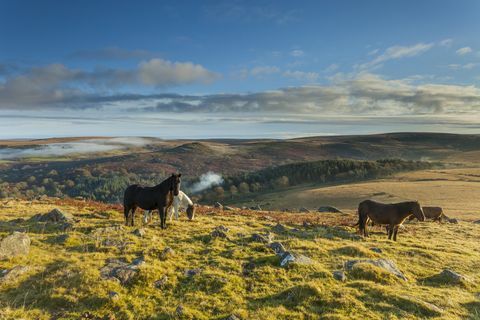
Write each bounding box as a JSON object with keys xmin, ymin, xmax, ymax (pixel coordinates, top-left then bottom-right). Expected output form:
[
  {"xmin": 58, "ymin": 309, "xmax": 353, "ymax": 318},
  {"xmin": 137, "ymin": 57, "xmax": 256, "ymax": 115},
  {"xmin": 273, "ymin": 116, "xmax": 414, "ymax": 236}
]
[{"xmin": 143, "ymin": 190, "xmax": 195, "ymax": 223}]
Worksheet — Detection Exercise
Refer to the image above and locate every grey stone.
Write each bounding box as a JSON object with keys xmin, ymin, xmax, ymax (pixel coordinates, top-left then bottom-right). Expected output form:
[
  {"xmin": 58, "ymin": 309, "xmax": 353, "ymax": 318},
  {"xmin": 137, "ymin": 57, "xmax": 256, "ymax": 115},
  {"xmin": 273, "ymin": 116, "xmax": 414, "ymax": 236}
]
[
  {"xmin": 280, "ymin": 252, "xmax": 313, "ymax": 267},
  {"xmin": 318, "ymin": 206, "xmax": 343, "ymax": 213},
  {"xmin": 269, "ymin": 242, "xmax": 286, "ymax": 255},
  {"xmin": 224, "ymin": 206, "xmax": 236, "ymax": 211},
  {"xmin": 251, "ymin": 233, "xmax": 274, "ymax": 244},
  {"xmin": 438, "ymin": 269, "xmax": 469, "ymax": 284},
  {"xmin": 214, "ymin": 202, "xmax": 223, "ymax": 209},
  {"xmin": 299, "ymin": 207, "xmax": 310, "ymax": 213},
  {"xmin": 344, "ymin": 259, "xmax": 407, "ymax": 281},
  {"xmin": 333, "ymin": 270, "xmax": 347, "ymax": 282},
  {"xmin": 0, "ymin": 265, "xmax": 30, "ymax": 284},
  {"xmin": 133, "ymin": 228, "xmax": 146, "ymax": 237},
  {"xmin": 370, "ymin": 247, "xmax": 382, "ymax": 253},
  {"xmin": 211, "ymin": 225, "xmax": 229, "ymax": 238},
  {"xmin": 224, "ymin": 315, "xmax": 241, "ymax": 320},
  {"xmin": 176, "ymin": 305, "xmax": 184, "ymax": 316},
  {"xmin": 100, "ymin": 256, "xmax": 144, "ymax": 285},
  {"xmin": 0, "ymin": 232, "xmax": 31, "ymax": 259},
  {"xmin": 31, "ymin": 208, "xmax": 74, "ymax": 222},
  {"xmin": 108, "ymin": 291, "xmax": 120, "ymax": 300},
  {"xmin": 272, "ymin": 223, "xmax": 288, "ymax": 233},
  {"xmin": 185, "ymin": 268, "xmax": 202, "ymax": 277},
  {"xmin": 160, "ymin": 247, "xmax": 174, "ymax": 260},
  {"xmin": 448, "ymin": 218, "xmax": 459, "ymax": 224},
  {"xmin": 154, "ymin": 275, "xmax": 168, "ymax": 289}
]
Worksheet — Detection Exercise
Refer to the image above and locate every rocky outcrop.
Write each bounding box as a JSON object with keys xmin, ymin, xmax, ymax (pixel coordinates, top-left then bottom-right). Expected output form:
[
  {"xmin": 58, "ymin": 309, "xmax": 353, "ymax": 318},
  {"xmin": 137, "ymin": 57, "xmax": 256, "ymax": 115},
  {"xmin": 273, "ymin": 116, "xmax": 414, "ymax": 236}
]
[{"xmin": 0, "ymin": 232, "xmax": 31, "ymax": 259}]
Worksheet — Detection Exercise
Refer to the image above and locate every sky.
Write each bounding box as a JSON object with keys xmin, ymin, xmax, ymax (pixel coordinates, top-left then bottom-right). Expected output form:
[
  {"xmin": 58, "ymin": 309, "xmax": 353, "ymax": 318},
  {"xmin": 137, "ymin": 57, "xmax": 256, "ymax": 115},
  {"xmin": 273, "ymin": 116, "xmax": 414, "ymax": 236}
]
[{"xmin": 0, "ymin": 0, "xmax": 479, "ymax": 139}]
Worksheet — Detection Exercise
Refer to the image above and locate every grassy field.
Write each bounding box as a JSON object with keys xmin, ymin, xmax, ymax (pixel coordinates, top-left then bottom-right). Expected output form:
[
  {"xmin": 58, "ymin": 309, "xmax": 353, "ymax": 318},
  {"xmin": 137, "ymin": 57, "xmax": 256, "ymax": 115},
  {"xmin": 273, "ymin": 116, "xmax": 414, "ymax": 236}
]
[
  {"xmin": 1, "ymin": 198, "xmax": 479, "ymax": 319},
  {"xmin": 229, "ymin": 167, "xmax": 480, "ymax": 221}
]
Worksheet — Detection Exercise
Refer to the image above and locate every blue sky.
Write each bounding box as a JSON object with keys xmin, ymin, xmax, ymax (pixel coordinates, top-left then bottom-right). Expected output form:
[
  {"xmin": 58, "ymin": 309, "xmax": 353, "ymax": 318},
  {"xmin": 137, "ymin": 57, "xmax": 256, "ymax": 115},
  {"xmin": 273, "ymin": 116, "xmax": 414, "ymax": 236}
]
[{"xmin": 0, "ymin": 0, "xmax": 479, "ymax": 138}]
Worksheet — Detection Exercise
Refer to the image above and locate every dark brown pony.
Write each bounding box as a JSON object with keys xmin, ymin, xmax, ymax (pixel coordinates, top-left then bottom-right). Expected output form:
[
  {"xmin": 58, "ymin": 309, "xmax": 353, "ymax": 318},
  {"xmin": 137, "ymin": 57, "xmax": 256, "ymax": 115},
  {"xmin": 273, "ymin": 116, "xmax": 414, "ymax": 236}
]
[
  {"xmin": 356, "ymin": 200, "xmax": 425, "ymax": 241},
  {"xmin": 409, "ymin": 206, "xmax": 444, "ymax": 222},
  {"xmin": 123, "ymin": 173, "xmax": 181, "ymax": 229}
]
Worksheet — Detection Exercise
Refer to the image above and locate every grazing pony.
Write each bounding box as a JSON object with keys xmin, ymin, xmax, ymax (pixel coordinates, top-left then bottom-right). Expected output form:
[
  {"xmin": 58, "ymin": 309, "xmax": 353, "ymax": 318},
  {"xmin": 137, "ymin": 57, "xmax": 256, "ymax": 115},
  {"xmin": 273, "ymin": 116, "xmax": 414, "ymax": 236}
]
[
  {"xmin": 409, "ymin": 206, "xmax": 445, "ymax": 222},
  {"xmin": 123, "ymin": 173, "xmax": 181, "ymax": 229},
  {"xmin": 356, "ymin": 200, "xmax": 425, "ymax": 241},
  {"xmin": 143, "ymin": 190, "xmax": 195, "ymax": 223}
]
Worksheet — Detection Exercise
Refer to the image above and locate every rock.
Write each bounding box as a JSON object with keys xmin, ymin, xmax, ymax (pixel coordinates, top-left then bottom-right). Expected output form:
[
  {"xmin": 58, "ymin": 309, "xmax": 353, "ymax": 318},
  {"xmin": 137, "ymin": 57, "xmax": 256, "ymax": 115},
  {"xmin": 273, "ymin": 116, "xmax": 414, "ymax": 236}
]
[
  {"xmin": 0, "ymin": 232, "xmax": 31, "ymax": 259},
  {"xmin": 473, "ymin": 220, "xmax": 480, "ymax": 224},
  {"xmin": 214, "ymin": 202, "xmax": 223, "ymax": 209},
  {"xmin": 333, "ymin": 270, "xmax": 347, "ymax": 282},
  {"xmin": 224, "ymin": 315, "xmax": 241, "ymax": 320},
  {"xmin": 436, "ymin": 269, "xmax": 469, "ymax": 284},
  {"xmin": 54, "ymin": 234, "xmax": 70, "ymax": 244},
  {"xmin": 133, "ymin": 228, "xmax": 146, "ymax": 237},
  {"xmin": 184, "ymin": 268, "xmax": 202, "ymax": 277},
  {"xmin": 211, "ymin": 225, "xmax": 229, "ymax": 238},
  {"xmin": 280, "ymin": 252, "xmax": 313, "ymax": 267},
  {"xmin": 251, "ymin": 233, "xmax": 274, "ymax": 244},
  {"xmin": 344, "ymin": 259, "xmax": 407, "ymax": 281},
  {"xmin": 31, "ymin": 208, "xmax": 74, "ymax": 222},
  {"xmin": 302, "ymin": 221, "xmax": 312, "ymax": 228},
  {"xmin": 154, "ymin": 275, "xmax": 168, "ymax": 289},
  {"xmin": 0, "ymin": 265, "xmax": 30, "ymax": 284},
  {"xmin": 160, "ymin": 247, "xmax": 174, "ymax": 260},
  {"xmin": 272, "ymin": 223, "xmax": 288, "ymax": 233},
  {"xmin": 318, "ymin": 206, "xmax": 343, "ymax": 213},
  {"xmin": 299, "ymin": 207, "xmax": 310, "ymax": 213},
  {"xmin": 448, "ymin": 218, "xmax": 458, "ymax": 224},
  {"xmin": 108, "ymin": 291, "xmax": 120, "ymax": 301},
  {"xmin": 250, "ymin": 204, "xmax": 262, "ymax": 211},
  {"xmin": 176, "ymin": 305, "xmax": 184, "ymax": 316},
  {"xmin": 100, "ymin": 257, "xmax": 144, "ymax": 285},
  {"xmin": 370, "ymin": 247, "xmax": 382, "ymax": 253},
  {"xmin": 9, "ymin": 218, "xmax": 25, "ymax": 224},
  {"xmin": 269, "ymin": 242, "xmax": 286, "ymax": 255},
  {"xmin": 224, "ymin": 206, "xmax": 236, "ymax": 211},
  {"xmin": 242, "ymin": 261, "xmax": 256, "ymax": 276}
]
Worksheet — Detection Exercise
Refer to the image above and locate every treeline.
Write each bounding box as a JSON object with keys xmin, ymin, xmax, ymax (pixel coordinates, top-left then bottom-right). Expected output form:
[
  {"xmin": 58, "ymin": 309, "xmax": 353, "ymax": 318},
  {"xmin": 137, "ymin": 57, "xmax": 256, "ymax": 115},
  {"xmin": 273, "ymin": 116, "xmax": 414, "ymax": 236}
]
[
  {"xmin": 0, "ymin": 166, "xmax": 172, "ymax": 203},
  {"xmin": 198, "ymin": 159, "xmax": 437, "ymax": 202}
]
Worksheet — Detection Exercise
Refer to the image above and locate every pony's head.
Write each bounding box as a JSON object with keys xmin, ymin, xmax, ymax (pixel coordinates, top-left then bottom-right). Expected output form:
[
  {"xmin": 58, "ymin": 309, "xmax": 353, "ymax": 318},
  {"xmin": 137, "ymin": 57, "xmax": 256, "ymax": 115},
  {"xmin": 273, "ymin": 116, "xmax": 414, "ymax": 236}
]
[
  {"xmin": 170, "ymin": 173, "xmax": 181, "ymax": 196},
  {"xmin": 186, "ymin": 204, "xmax": 196, "ymax": 220},
  {"xmin": 412, "ymin": 201, "xmax": 425, "ymax": 221}
]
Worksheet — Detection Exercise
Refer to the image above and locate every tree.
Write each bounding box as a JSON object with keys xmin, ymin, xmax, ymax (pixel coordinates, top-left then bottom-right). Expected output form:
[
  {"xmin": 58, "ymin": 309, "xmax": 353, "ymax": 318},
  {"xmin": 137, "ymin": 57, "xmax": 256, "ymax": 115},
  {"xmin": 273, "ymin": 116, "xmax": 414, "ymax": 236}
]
[
  {"xmin": 238, "ymin": 182, "xmax": 250, "ymax": 193},
  {"xmin": 274, "ymin": 176, "xmax": 289, "ymax": 189},
  {"xmin": 214, "ymin": 186, "xmax": 225, "ymax": 199},
  {"xmin": 229, "ymin": 185, "xmax": 238, "ymax": 198}
]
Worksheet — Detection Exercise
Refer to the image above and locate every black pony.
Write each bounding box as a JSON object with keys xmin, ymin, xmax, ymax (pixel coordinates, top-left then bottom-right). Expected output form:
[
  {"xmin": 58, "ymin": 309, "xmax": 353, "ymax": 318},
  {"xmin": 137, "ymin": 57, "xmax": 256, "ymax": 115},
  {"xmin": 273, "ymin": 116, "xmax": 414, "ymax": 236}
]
[{"xmin": 123, "ymin": 173, "xmax": 181, "ymax": 229}]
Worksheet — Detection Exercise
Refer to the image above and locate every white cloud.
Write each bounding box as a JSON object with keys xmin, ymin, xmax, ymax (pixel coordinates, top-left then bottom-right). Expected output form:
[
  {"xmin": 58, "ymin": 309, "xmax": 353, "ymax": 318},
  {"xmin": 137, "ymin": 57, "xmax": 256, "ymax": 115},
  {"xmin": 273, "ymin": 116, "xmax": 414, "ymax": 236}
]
[
  {"xmin": 0, "ymin": 59, "xmax": 219, "ymax": 108},
  {"xmin": 250, "ymin": 66, "xmax": 280, "ymax": 77},
  {"xmin": 290, "ymin": 49, "xmax": 304, "ymax": 57},
  {"xmin": 448, "ymin": 63, "xmax": 478, "ymax": 70},
  {"xmin": 138, "ymin": 58, "xmax": 219, "ymax": 86},
  {"xmin": 456, "ymin": 47, "xmax": 472, "ymax": 55},
  {"xmin": 359, "ymin": 42, "xmax": 434, "ymax": 70},
  {"xmin": 439, "ymin": 38, "xmax": 453, "ymax": 47},
  {"xmin": 283, "ymin": 70, "xmax": 319, "ymax": 82},
  {"xmin": 324, "ymin": 64, "xmax": 339, "ymax": 73}
]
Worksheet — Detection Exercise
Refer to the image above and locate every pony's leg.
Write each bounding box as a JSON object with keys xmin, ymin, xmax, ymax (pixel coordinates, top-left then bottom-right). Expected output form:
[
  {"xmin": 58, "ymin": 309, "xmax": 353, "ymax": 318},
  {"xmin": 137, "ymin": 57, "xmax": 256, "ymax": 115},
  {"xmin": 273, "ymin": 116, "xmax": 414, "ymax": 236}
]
[
  {"xmin": 159, "ymin": 206, "xmax": 166, "ymax": 229},
  {"xmin": 168, "ymin": 206, "xmax": 174, "ymax": 221},
  {"xmin": 393, "ymin": 226, "xmax": 399, "ymax": 241},
  {"xmin": 387, "ymin": 225, "xmax": 393, "ymax": 240},
  {"xmin": 124, "ymin": 205, "xmax": 130, "ymax": 226},
  {"xmin": 130, "ymin": 207, "xmax": 136, "ymax": 226},
  {"xmin": 174, "ymin": 204, "xmax": 179, "ymax": 220}
]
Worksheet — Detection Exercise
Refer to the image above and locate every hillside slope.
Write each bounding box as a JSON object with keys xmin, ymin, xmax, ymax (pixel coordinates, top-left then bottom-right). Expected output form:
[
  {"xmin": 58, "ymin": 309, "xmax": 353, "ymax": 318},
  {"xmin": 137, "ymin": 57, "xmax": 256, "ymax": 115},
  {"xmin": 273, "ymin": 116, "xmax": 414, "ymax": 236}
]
[{"xmin": 1, "ymin": 198, "xmax": 479, "ymax": 319}]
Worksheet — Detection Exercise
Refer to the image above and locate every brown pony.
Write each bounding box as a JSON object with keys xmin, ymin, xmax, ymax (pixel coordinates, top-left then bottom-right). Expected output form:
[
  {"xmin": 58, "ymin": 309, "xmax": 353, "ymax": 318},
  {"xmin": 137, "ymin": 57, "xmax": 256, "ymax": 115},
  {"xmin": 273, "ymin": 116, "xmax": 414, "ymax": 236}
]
[
  {"xmin": 357, "ymin": 200, "xmax": 425, "ymax": 241},
  {"xmin": 123, "ymin": 173, "xmax": 181, "ymax": 229},
  {"xmin": 409, "ymin": 206, "xmax": 444, "ymax": 222}
]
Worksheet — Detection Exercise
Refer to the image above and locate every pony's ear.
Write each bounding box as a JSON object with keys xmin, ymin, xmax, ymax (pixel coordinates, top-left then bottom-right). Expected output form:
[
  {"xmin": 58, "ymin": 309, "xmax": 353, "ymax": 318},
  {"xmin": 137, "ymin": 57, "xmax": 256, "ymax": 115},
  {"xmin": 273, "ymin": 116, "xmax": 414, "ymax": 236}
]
[
  {"xmin": 171, "ymin": 173, "xmax": 175, "ymax": 177},
  {"xmin": 178, "ymin": 173, "xmax": 182, "ymax": 178}
]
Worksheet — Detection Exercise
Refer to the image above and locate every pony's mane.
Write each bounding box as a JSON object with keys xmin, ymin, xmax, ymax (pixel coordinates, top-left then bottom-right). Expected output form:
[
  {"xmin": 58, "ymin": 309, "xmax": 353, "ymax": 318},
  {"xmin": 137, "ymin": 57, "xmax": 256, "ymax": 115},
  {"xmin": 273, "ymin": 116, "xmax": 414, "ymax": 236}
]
[{"xmin": 153, "ymin": 175, "xmax": 174, "ymax": 190}]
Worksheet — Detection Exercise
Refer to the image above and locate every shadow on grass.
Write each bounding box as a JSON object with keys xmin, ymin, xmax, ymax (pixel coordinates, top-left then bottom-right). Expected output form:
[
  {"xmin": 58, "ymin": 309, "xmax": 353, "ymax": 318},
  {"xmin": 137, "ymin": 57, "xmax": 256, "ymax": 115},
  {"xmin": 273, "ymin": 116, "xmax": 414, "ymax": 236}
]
[
  {"xmin": 461, "ymin": 301, "xmax": 480, "ymax": 319},
  {"xmin": 0, "ymin": 260, "xmax": 109, "ymax": 316},
  {"xmin": 347, "ymin": 282, "xmax": 443, "ymax": 318}
]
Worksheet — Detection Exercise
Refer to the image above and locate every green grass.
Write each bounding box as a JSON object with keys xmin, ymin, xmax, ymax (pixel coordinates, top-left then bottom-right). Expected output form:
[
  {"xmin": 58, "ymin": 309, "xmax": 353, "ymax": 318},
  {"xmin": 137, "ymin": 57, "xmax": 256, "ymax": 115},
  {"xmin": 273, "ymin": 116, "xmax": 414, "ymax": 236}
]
[{"xmin": 0, "ymin": 199, "xmax": 479, "ymax": 319}]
